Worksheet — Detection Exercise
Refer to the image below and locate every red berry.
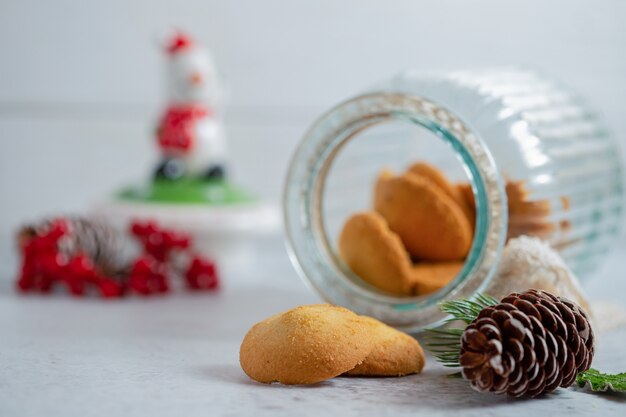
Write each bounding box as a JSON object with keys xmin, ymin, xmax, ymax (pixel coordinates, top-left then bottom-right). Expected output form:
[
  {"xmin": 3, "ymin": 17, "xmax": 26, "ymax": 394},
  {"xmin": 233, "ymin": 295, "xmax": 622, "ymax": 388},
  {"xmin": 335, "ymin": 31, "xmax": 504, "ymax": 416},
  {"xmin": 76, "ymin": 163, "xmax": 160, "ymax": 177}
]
[
  {"xmin": 129, "ymin": 259, "xmax": 151, "ymax": 295},
  {"xmin": 98, "ymin": 279, "xmax": 123, "ymax": 298},
  {"xmin": 46, "ymin": 219, "xmax": 69, "ymax": 240},
  {"xmin": 130, "ymin": 220, "xmax": 158, "ymax": 238},
  {"xmin": 66, "ymin": 276, "xmax": 85, "ymax": 296},
  {"xmin": 131, "ymin": 220, "xmax": 193, "ymax": 265},
  {"xmin": 184, "ymin": 255, "xmax": 219, "ymax": 291},
  {"xmin": 132, "ymin": 256, "xmax": 153, "ymax": 276},
  {"xmin": 128, "ymin": 255, "xmax": 170, "ymax": 296},
  {"xmin": 66, "ymin": 254, "xmax": 92, "ymax": 276},
  {"xmin": 37, "ymin": 273, "xmax": 55, "ymax": 293},
  {"xmin": 151, "ymin": 273, "xmax": 170, "ymax": 293},
  {"xmin": 16, "ymin": 270, "xmax": 35, "ymax": 292},
  {"xmin": 64, "ymin": 254, "xmax": 97, "ymax": 296}
]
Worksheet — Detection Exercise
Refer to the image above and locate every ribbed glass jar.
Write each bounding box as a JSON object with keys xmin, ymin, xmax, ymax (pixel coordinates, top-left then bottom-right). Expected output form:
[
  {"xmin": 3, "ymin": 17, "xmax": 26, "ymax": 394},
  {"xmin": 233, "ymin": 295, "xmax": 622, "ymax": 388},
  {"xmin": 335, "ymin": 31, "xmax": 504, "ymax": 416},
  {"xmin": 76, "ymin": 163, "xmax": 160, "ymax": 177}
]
[{"xmin": 284, "ymin": 68, "xmax": 623, "ymax": 332}]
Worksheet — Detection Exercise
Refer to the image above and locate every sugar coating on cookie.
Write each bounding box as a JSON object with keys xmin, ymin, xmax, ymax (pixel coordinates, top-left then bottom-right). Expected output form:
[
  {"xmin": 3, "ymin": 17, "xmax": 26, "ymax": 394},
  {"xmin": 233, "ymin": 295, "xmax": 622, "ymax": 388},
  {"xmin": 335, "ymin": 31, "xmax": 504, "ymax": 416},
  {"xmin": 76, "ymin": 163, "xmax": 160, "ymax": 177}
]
[
  {"xmin": 239, "ymin": 304, "xmax": 377, "ymax": 385},
  {"xmin": 345, "ymin": 316, "xmax": 425, "ymax": 377},
  {"xmin": 374, "ymin": 171, "xmax": 472, "ymax": 261},
  {"xmin": 411, "ymin": 261, "xmax": 463, "ymax": 295},
  {"xmin": 338, "ymin": 211, "xmax": 414, "ymax": 296}
]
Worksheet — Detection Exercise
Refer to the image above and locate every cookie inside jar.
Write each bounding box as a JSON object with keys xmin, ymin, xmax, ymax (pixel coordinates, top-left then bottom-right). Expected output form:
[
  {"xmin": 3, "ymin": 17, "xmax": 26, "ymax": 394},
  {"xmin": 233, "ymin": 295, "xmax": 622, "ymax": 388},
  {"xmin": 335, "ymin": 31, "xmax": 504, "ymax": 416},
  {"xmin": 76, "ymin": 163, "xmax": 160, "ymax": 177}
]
[
  {"xmin": 320, "ymin": 119, "xmax": 471, "ymax": 298},
  {"xmin": 322, "ymin": 119, "xmax": 567, "ymax": 298}
]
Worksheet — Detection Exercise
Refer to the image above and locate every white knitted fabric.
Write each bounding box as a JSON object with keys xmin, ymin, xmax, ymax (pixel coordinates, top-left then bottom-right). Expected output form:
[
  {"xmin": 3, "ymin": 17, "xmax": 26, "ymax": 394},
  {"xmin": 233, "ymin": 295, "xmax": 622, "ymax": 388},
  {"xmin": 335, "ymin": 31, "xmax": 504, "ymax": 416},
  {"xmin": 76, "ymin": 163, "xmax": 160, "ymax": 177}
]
[{"xmin": 486, "ymin": 236, "xmax": 591, "ymax": 314}]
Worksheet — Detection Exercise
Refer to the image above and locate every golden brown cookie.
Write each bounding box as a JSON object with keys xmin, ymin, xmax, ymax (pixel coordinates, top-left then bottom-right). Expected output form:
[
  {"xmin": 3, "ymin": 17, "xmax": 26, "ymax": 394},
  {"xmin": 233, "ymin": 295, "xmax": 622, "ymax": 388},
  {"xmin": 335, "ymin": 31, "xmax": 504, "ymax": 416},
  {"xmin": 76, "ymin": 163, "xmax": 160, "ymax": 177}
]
[
  {"xmin": 406, "ymin": 162, "xmax": 474, "ymax": 227},
  {"xmin": 338, "ymin": 211, "xmax": 414, "ymax": 296},
  {"xmin": 505, "ymin": 181, "xmax": 554, "ymax": 238},
  {"xmin": 374, "ymin": 171, "xmax": 473, "ymax": 261},
  {"xmin": 239, "ymin": 304, "xmax": 377, "ymax": 385},
  {"xmin": 411, "ymin": 262, "xmax": 463, "ymax": 295},
  {"xmin": 345, "ymin": 316, "xmax": 425, "ymax": 377},
  {"xmin": 458, "ymin": 180, "xmax": 557, "ymax": 240},
  {"xmin": 506, "ymin": 180, "xmax": 551, "ymax": 217}
]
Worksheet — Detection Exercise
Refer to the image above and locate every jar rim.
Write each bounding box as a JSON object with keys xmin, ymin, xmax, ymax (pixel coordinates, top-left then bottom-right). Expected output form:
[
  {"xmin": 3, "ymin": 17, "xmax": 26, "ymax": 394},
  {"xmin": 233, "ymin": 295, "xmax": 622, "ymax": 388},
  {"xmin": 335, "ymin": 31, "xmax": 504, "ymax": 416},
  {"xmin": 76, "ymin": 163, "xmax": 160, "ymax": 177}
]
[{"xmin": 284, "ymin": 91, "xmax": 508, "ymax": 332}]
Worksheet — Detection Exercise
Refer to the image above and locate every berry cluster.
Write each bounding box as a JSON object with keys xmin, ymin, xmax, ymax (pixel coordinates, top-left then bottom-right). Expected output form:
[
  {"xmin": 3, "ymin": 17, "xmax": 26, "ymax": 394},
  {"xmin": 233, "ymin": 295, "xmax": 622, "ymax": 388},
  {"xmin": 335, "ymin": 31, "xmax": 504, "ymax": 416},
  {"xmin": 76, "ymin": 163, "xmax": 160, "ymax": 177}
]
[
  {"xmin": 16, "ymin": 218, "xmax": 219, "ymax": 298},
  {"xmin": 129, "ymin": 221, "xmax": 219, "ymax": 294}
]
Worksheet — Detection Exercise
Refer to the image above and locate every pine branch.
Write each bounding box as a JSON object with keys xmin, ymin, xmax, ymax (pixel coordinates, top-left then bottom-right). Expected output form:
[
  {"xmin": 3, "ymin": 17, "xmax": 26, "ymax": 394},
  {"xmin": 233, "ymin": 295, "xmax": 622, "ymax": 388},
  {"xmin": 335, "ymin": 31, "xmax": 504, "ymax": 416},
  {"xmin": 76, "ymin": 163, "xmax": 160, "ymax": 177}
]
[
  {"xmin": 576, "ymin": 368, "xmax": 626, "ymax": 392},
  {"xmin": 425, "ymin": 293, "xmax": 499, "ymax": 368},
  {"xmin": 426, "ymin": 328, "xmax": 464, "ymax": 367},
  {"xmin": 440, "ymin": 293, "xmax": 499, "ymax": 324}
]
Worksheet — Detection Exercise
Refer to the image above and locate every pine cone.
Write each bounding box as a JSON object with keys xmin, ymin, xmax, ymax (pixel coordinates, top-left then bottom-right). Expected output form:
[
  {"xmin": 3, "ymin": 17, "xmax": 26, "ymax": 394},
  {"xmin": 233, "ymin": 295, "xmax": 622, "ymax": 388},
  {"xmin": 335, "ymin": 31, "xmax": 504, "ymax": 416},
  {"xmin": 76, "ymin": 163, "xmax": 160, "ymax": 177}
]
[{"xmin": 460, "ymin": 289, "xmax": 594, "ymax": 397}]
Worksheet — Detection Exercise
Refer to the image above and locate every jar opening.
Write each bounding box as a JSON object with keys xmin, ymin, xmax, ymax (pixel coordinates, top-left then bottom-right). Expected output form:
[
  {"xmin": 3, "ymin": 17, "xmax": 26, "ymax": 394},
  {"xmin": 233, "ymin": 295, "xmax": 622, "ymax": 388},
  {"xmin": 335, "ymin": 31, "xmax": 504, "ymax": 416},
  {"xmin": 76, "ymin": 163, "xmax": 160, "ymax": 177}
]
[{"xmin": 284, "ymin": 92, "xmax": 507, "ymax": 331}]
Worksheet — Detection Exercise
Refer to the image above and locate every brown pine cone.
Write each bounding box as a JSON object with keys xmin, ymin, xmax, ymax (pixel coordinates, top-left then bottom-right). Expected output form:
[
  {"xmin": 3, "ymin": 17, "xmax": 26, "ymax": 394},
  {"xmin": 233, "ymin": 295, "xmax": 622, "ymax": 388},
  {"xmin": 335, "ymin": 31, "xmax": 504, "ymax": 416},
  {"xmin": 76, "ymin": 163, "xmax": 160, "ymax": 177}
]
[{"xmin": 460, "ymin": 289, "xmax": 594, "ymax": 397}]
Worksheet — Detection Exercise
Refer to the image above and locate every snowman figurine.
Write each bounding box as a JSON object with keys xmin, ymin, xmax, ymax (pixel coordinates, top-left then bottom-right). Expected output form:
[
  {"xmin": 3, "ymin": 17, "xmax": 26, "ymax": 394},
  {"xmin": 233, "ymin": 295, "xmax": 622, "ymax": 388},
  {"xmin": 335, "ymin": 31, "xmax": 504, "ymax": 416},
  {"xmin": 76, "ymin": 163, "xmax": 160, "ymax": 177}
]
[{"xmin": 154, "ymin": 32, "xmax": 227, "ymax": 181}]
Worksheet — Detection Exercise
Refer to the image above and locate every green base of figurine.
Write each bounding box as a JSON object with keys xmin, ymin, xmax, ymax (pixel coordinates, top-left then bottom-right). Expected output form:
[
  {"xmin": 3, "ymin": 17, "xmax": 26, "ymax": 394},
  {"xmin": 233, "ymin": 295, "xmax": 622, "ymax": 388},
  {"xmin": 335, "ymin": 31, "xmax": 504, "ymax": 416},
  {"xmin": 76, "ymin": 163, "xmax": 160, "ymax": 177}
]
[{"xmin": 118, "ymin": 178, "xmax": 256, "ymax": 205}]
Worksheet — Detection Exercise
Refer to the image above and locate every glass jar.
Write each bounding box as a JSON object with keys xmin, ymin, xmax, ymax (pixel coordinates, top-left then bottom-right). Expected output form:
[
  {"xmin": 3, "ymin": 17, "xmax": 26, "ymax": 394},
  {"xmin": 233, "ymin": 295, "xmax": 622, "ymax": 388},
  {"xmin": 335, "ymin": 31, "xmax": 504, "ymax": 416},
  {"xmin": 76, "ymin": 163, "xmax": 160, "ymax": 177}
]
[{"xmin": 284, "ymin": 68, "xmax": 624, "ymax": 332}]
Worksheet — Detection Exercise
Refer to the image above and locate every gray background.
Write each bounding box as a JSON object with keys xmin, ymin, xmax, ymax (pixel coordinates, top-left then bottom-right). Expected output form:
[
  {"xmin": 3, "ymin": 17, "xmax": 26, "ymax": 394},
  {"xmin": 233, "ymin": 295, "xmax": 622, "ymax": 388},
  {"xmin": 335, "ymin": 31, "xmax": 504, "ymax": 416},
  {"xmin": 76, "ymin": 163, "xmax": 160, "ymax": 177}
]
[{"xmin": 1, "ymin": 0, "xmax": 625, "ymax": 280}]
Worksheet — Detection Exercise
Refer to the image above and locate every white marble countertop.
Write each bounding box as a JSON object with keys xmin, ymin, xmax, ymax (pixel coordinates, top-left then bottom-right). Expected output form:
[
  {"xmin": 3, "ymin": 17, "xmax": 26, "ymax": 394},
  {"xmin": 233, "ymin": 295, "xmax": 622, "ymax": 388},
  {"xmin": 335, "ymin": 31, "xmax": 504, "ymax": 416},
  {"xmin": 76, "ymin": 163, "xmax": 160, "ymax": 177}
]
[{"xmin": 1, "ymin": 240, "xmax": 626, "ymax": 417}]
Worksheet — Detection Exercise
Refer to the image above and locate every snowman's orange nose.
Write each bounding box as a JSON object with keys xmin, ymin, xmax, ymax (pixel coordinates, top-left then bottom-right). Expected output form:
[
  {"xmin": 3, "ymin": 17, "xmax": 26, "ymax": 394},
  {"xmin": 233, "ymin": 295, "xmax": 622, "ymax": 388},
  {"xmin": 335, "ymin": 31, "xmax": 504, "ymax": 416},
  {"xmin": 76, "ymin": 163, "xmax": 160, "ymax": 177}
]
[{"xmin": 189, "ymin": 72, "xmax": 204, "ymax": 85}]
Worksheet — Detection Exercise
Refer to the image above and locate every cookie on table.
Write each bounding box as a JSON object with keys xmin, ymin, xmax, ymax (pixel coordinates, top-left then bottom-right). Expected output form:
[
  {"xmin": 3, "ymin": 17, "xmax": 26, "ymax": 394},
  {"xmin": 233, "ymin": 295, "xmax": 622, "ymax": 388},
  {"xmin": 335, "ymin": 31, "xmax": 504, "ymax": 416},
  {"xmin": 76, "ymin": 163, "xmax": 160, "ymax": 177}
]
[
  {"xmin": 411, "ymin": 261, "xmax": 463, "ymax": 295},
  {"xmin": 338, "ymin": 211, "xmax": 414, "ymax": 296},
  {"xmin": 374, "ymin": 170, "xmax": 472, "ymax": 261},
  {"xmin": 239, "ymin": 304, "xmax": 377, "ymax": 385},
  {"xmin": 345, "ymin": 316, "xmax": 425, "ymax": 377},
  {"xmin": 406, "ymin": 162, "xmax": 474, "ymax": 227}
]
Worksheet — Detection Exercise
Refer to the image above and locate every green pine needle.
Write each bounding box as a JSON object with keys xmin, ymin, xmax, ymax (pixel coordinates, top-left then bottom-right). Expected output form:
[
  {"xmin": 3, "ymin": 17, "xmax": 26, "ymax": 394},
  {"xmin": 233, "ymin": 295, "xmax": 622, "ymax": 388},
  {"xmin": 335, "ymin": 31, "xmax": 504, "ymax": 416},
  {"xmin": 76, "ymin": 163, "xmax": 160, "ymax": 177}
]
[
  {"xmin": 426, "ymin": 293, "xmax": 499, "ymax": 368},
  {"xmin": 576, "ymin": 368, "xmax": 626, "ymax": 392},
  {"xmin": 440, "ymin": 293, "xmax": 499, "ymax": 324}
]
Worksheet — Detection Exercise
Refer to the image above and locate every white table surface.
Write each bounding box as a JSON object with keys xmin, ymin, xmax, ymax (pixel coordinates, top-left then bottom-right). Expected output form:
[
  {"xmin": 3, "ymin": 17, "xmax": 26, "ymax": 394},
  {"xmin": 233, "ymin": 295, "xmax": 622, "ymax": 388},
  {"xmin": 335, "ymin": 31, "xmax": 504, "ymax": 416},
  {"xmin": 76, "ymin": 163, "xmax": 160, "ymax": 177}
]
[{"xmin": 1, "ymin": 239, "xmax": 626, "ymax": 417}]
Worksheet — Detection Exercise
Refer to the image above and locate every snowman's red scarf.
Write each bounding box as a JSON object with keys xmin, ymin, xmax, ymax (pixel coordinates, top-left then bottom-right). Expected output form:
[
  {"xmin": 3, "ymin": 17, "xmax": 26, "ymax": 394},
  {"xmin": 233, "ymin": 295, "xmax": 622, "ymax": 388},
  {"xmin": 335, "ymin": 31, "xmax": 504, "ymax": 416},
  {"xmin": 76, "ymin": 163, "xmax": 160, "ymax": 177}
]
[{"xmin": 157, "ymin": 104, "xmax": 213, "ymax": 153}]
